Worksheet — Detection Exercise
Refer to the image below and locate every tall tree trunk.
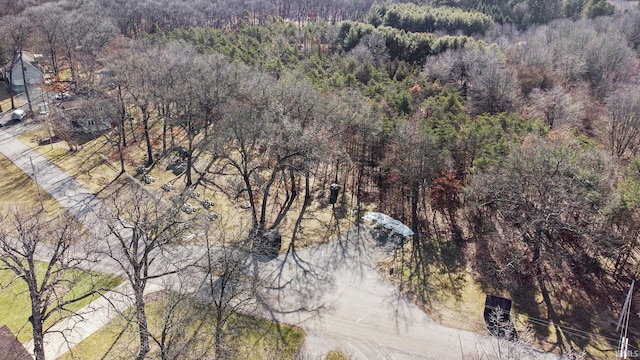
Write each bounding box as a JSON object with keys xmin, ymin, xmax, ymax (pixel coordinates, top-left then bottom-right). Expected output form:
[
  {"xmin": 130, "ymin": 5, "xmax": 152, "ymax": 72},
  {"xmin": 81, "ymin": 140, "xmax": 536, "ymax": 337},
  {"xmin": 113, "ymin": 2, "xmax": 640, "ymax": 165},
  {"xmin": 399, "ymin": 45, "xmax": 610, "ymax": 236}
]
[
  {"xmin": 130, "ymin": 114, "xmax": 137, "ymax": 142},
  {"xmin": 289, "ymin": 172, "xmax": 311, "ymax": 253},
  {"xmin": 66, "ymin": 49, "xmax": 77, "ymax": 88},
  {"xmin": 8, "ymin": 80, "xmax": 15, "ymax": 110},
  {"xmin": 258, "ymin": 168, "xmax": 283, "ymax": 231},
  {"xmin": 49, "ymin": 49, "xmax": 58, "ymax": 76},
  {"xmin": 532, "ymin": 231, "xmax": 566, "ymax": 351},
  {"xmin": 19, "ymin": 49, "xmax": 35, "ymax": 116},
  {"xmin": 162, "ymin": 118, "xmax": 167, "ymax": 155},
  {"xmin": 186, "ymin": 119, "xmax": 194, "ymax": 186},
  {"xmin": 142, "ymin": 108, "xmax": 153, "ymax": 166},
  {"xmin": 157, "ymin": 104, "xmax": 168, "ymax": 155},
  {"xmin": 213, "ymin": 307, "xmax": 224, "ymax": 359},
  {"xmin": 135, "ymin": 289, "xmax": 150, "ymax": 360},
  {"xmin": 410, "ymin": 180, "xmax": 420, "ymax": 252},
  {"xmin": 118, "ymin": 85, "xmax": 127, "ymax": 147},
  {"xmin": 271, "ymin": 169, "xmax": 298, "ymax": 229},
  {"xmin": 29, "ymin": 293, "xmax": 46, "ymax": 360},
  {"xmin": 241, "ymin": 156, "xmax": 259, "ymax": 231},
  {"xmin": 117, "ymin": 121, "xmax": 125, "ymax": 174}
]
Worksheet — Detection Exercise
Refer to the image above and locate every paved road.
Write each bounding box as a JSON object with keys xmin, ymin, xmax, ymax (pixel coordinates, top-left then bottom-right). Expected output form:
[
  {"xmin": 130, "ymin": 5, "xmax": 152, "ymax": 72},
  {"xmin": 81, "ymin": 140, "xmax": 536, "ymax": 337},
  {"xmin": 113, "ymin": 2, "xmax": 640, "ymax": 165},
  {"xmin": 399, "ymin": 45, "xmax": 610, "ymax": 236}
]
[
  {"xmin": 0, "ymin": 114, "xmax": 558, "ymax": 359},
  {"xmin": 259, "ymin": 228, "xmax": 558, "ymax": 359}
]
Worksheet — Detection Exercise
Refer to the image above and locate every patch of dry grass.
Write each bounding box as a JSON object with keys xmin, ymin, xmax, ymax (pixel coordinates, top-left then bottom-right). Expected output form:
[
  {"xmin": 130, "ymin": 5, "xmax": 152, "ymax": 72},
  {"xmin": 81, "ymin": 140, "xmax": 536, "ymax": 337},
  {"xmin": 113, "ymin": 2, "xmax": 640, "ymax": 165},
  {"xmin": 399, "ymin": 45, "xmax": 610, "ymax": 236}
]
[
  {"xmin": 0, "ymin": 85, "xmax": 16, "ymax": 114},
  {"xmin": 16, "ymin": 127, "xmax": 119, "ymax": 194},
  {"xmin": 323, "ymin": 350, "xmax": 352, "ymax": 360},
  {"xmin": 16, "ymin": 122, "xmax": 369, "ymax": 253},
  {"xmin": 0, "ymin": 152, "xmax": 63, "ymax": 217},
  {"xmin": 58, "ymin": 294, "xmax": 305, "ymax": 360},
  {"xmin": 379, "ymin": 238, "xmax": 487, "ymax": 333},
  {"xmin": 379, "ymin": 237, "xmax": 619, "ymax": 358}
]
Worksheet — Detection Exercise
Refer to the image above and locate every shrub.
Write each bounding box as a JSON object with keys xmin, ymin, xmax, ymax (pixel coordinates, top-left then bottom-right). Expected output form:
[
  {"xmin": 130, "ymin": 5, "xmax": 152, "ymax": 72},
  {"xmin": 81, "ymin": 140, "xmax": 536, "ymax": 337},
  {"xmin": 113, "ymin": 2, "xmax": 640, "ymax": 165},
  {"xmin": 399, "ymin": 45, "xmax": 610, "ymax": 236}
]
[
  {"xmin": 202, "ymin": 198, "xmax": 215, "ymax": 209},
  {"xmin": 182, "ymin": 203, "xmax": 196, "ymax": 214},
  {"xmin": 142, "ymin": 175, "xmax": 155, "ymax": 184},
  {"xmin": 206, "ymin": 212, "xmax": 219, "ymax": 221},
  {"xmin": 186, "ymin": 188, "xmax": 201, "ymax": 198}
]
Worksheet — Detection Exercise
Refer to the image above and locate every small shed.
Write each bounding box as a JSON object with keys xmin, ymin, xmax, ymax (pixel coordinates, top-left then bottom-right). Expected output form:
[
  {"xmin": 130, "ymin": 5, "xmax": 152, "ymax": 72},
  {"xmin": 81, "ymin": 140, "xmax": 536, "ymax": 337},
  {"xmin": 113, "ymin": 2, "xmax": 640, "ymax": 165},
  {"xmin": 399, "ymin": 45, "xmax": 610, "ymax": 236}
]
[{"xmin": 484, "ymin": 294, "xmax": 517, "ymax": 340}]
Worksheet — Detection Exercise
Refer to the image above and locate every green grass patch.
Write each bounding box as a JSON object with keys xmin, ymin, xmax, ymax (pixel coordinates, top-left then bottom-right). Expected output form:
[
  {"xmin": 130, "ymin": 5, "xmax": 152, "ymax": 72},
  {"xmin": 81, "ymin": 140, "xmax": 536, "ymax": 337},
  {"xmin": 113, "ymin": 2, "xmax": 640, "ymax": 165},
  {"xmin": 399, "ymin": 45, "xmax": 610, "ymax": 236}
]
[
  {"xmin": 0, "ymin": 263, "xmax": 123, "ymax": 342},
  {"xmin": 60, "ymin": 293, "xmax": 306, "ymax": 360},
  {"xmin": 0, "ymin": 153, "xmax": 64, "ymax": 217},
  {"xmin": 323, "ymin": 350, "xmax": 351, "ymax": 359}
]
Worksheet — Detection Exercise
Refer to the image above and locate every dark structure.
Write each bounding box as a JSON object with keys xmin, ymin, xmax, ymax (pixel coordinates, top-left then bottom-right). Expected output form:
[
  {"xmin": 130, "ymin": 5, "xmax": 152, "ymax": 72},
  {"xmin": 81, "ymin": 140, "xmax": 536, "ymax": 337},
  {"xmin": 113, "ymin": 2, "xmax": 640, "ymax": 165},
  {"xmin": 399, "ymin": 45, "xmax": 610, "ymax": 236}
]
[
  {"xmin": 253, "ymin": 229, "xmax": 281, "ymax": 261},
  {"xmin": 0, "ymin": 325, "xmax": 31, "ymax": 360},
  {"xmin": 484, "ymin": 294, "xmax": 517, "ymax": 340},
  {"xmin": 329, "ymin": 183, "xmax": 339, "ymax": 204}
]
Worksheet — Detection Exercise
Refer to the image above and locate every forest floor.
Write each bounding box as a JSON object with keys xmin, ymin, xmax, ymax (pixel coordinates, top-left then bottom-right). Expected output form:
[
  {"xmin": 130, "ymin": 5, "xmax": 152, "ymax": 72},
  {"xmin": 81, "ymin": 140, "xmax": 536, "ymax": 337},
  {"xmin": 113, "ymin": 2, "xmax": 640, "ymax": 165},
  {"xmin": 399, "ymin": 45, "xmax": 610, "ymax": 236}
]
[
  {"xmin": 377, "ymin": 237, "xmax": 622, "ymax": 359},
  {"xmin": 15, "ymin": 122, "xmax": 363, "ymax": 251},
  {"xmin": 6, "ymin": 116, "xmax": 607, "ymax": 358}
]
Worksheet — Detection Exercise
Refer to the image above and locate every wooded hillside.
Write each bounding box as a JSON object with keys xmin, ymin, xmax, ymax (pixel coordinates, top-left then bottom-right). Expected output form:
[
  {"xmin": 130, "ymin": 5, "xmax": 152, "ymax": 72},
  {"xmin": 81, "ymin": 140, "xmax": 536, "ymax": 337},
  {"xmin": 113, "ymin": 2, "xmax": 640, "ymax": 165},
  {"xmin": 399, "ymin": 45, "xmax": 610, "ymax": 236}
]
[{"xmin": 1, "ymin": 0, "xmax": 638, "ymax": 358}]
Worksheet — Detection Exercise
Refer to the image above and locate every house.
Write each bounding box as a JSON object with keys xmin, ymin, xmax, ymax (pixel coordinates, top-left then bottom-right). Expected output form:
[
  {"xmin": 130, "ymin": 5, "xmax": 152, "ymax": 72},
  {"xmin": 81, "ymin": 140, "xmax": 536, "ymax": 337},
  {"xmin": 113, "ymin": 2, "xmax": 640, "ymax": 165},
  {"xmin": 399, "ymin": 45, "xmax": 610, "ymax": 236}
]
[
  {"xmin": 0, "ymin": 325, "xmax": 31, "ymax": 360},
  {"xmin": 57, "ymin": 98, "xmax": 113, "ymax": 133},
  {"xmin": 7, "ymin": 52, "xmax": 45, "ymax": 93}
]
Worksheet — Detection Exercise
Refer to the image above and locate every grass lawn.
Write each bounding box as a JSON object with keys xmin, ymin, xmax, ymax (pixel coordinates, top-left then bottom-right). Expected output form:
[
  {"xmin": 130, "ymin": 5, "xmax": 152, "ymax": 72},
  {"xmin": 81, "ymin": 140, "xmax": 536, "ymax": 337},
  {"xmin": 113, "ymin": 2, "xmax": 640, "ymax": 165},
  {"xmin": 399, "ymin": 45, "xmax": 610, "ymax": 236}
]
[
  {"xmin": 0, "ymin": 153, "xmax": 64, "ymax": 217},
  {"xmin": 379, "ymin": 237, "xmax": 488, "ymax": 333},
  {"xmin": 0, "ymin": 85, "xmax": 16, "ymax": 114},
  {"xmin": 16, "ymin": 128, "xmax": 120, "ymax": 195},
  {"xmin": 59, "ymin": 294, "xmax": 306, "ymax": 360},
  {"xmin": 0, "ymin": 149, "xmax": 122, "ymax": 342},
  {"xmin": 0, "ymin": 264, "xmax": 123, "ymax": 343},
  {"xmin": 16, "ymin": 124, "xmax": 365, "ymax": 252}
]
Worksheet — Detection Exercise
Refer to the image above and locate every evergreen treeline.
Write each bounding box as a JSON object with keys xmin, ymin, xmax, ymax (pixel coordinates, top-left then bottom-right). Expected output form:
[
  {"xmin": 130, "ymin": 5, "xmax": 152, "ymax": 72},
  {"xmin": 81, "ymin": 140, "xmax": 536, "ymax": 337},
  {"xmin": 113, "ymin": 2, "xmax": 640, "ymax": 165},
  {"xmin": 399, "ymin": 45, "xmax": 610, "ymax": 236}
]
[
  {"xmin": 368, "ymin": 3, "xmax": 494, "ymax": 35},
  {"xmin": 337, "ymin": 21, "xmax": 472, "ymax": 64}
]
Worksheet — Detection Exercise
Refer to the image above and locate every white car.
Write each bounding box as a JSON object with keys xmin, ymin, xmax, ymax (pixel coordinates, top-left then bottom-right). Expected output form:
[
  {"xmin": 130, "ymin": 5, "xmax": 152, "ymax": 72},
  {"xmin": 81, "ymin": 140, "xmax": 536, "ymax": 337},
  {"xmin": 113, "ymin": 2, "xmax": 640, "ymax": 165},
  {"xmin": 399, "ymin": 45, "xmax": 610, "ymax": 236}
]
[{"xmin": 11, "ymin": 109, "xmax": 26, "ymax": 120}]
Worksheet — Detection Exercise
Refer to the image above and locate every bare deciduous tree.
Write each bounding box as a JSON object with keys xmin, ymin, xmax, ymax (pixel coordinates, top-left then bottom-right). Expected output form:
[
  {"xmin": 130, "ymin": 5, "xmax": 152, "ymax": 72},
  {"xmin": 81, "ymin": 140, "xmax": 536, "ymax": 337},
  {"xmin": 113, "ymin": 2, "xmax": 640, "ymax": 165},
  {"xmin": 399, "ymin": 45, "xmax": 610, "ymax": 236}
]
[
  {"xmin": 604, "ymin": 86, "xmax": 640, "ymax": 159},
  {"xmin": 0, "ymin": 208, "xmax": 103, "ymax": 360},
  {"xmin": 215, "ymin": 72, "xmax": 332, "ymax": 248},
  {"xmin": 200, "ymin": 222, "xmax": 259, "ymax": 359},
  {"xmin": 99, "ymin": 185, "xmax": 196, "ymax": 360},
  {"xmin": 466, "ymin": 133, "xmax": 611, "ymax": 350},
  {"xmin": 422, "ymin": 43, "xmax": 517, "ymax": 116},
  {"xmin": 0, "ymin": 16, "xmax": 35, "ymax": 114},
  {"xmin": 527, "ymin": 85, "xmax": 585, "ymax": 130}
]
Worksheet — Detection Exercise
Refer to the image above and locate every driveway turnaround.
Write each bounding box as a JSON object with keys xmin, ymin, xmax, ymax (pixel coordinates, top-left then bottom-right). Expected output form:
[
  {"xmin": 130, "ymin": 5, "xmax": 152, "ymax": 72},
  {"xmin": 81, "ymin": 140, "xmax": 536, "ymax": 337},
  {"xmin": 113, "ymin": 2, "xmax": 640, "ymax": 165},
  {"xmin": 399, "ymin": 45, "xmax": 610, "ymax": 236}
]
[{"xmin": 0, "ymin": 125, "xmax": 559, "ymax": 359}]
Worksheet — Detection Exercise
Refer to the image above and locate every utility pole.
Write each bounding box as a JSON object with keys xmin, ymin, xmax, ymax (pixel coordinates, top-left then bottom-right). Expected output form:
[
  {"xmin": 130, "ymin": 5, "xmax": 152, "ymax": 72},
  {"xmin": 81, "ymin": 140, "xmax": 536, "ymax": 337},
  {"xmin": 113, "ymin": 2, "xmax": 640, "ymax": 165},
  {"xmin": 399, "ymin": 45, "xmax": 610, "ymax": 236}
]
[
  {"xmin": 30, "ymin": 157, "xmax": 44, "ymax": 211},
  {"xmin": 617, "ymin": 280, "xmax": 634, "ymax": 360}
]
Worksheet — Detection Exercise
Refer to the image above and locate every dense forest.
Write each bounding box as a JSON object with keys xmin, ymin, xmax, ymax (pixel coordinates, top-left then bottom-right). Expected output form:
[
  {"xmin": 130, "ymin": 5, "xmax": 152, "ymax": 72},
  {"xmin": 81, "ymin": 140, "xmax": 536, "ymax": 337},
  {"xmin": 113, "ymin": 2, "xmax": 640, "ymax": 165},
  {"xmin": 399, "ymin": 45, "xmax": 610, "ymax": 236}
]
[{"xmin": 2, "ymin": 0, "xmax": 640, "ymax": 358}]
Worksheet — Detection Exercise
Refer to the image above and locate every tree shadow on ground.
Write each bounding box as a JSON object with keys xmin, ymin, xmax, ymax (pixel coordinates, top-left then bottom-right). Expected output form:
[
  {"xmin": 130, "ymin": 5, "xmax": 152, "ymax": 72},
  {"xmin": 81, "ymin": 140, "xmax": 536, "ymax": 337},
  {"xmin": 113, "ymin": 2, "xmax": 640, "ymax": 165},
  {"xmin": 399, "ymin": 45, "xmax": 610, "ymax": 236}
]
[
  {"xmin": 37, "ymin": 135, "xmax": 63, "ymax": 146},
  {"xmin": 470, "ymin": 214, "xmax": 629, "ymax": 356},
  {"xmin": 387, "ymin": 231, "xmax": 468, "ymax": 317},
  {"xmin": 469, "ymin": 214, "xmax": 550, "ymax": 342}
]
